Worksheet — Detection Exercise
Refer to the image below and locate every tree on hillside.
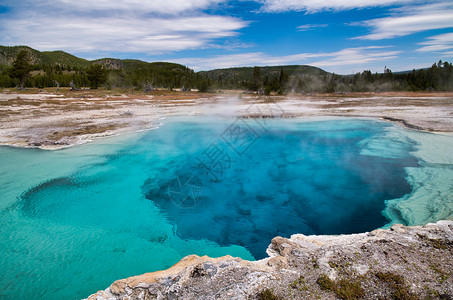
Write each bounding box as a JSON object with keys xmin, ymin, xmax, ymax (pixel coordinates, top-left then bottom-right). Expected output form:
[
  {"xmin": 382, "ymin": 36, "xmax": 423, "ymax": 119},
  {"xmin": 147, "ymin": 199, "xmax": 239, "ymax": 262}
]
[
  {"xmin": 250, "ymin": 66, "xmax": 262, "ymax": 92},
  {"xmin": 197, "ymin": 78, "xmax": 210, "ymax": 93},
  {"xmin": 278, "ymin": 69, "xmax": 289, "ymax": 94},
  {"xmin": 9, "ymin": 50, "xmax": 33, "ymax": 89},
  {"xmin": 86, "ymin": 64, "xmax": 108, "ymax": 89}
]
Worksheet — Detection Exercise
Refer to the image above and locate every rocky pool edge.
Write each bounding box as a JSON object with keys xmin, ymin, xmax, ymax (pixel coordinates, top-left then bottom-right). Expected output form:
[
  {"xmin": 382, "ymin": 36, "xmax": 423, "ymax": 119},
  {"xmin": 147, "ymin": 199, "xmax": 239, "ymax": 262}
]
[{"xmin": 86, "ymin": 221, "xmax": 453, "ymax": 299}]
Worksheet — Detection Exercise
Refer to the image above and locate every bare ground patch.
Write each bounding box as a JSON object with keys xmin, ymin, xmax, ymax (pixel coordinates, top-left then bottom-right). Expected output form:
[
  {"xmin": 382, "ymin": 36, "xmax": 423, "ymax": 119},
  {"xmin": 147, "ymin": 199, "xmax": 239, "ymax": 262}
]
[{"xmin": 1, "ymin": 90, "xmax": 452, "ymax": 149}]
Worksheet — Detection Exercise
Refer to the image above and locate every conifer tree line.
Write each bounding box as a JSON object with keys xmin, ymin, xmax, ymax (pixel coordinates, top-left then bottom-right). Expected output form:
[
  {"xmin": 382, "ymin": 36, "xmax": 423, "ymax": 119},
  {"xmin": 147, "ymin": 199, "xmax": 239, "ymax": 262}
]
[
  {"xmin": 1, "ymin": 49, "xmax": 452, "ymax": 93},
  {"xmin": 203, "ymin": 62, "xmax": 453, "ymax": 93},
  {"xmin": 0, "ymin": 50, "xmax": 208, "ymax": 91}
]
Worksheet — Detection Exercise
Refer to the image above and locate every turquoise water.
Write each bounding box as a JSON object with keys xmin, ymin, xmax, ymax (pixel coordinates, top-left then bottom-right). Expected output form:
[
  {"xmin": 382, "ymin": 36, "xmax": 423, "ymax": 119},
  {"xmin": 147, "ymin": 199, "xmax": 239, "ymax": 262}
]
[{"xmin": 0, "ymin": 117, "xmax": 442, "ymax": 299}]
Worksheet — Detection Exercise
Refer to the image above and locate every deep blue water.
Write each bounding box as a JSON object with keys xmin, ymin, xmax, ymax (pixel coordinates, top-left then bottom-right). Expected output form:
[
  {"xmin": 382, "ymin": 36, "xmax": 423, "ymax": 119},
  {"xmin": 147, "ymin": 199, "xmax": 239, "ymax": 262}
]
[
  {"xmin": 0, "ymin": 117, "xmax": 420, "ymax": 299},
  {"xmin": 141, "ymin": 117, "xmax": 417, "ymax": 258}
]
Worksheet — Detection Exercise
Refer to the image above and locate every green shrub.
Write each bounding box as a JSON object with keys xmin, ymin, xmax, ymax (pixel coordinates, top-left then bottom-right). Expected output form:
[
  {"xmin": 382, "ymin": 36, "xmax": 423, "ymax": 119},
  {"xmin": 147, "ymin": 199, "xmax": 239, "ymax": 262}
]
[
  {"xmin": 317, "ymin": 274, "xmax": 335, "ymax": 291},
  {"xmin": 335, "ymin": 279, "xmax": 365, "ymax": 299},
  {"xmin": 375, "ymin": 272, "xmax": 417, "ymax": 300},
  {"xmin": 256, "ymin": 288, "xmax": 280, "ymax": 300},
  {"xmin": 317, "ymin": 274, "xmax": 364, "ymax": 300}
]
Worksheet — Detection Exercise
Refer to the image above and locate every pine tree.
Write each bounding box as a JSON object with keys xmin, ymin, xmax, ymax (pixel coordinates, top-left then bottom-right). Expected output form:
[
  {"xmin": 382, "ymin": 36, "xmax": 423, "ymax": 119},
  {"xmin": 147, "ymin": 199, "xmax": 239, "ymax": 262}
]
[
  {"xmin": 86, "ymin": 64, "xmax": 108, "ymax": 89},
  {"xmin": 250, "ymin": 66, "xmax": 262, "ymax": 91},
  {"xmin": 9, "ymin": 50, "xmax": 33, "ymax": 89}
]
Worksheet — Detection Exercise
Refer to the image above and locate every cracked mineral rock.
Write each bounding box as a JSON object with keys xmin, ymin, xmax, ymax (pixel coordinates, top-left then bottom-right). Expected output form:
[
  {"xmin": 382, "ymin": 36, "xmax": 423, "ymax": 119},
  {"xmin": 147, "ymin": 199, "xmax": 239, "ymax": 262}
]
[{"xmin": 86, "ymin": 221, "xmax": 453, "ymax": 299}]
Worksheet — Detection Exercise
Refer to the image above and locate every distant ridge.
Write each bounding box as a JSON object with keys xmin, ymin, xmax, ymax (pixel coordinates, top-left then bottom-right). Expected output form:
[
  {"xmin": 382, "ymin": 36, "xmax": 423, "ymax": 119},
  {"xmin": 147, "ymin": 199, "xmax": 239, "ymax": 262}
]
[
  {"xmin": 0, "ymin": 45, "xmax": 192, "ymax": 72},
  {"xmin": 0, "ymin": 45, "xmax": 89, "ymax": 68},
  {"xmin": 0, "ymin": 45, "xmax": 198, "ymax": 90},
  {"xmin": 1, "ymin": 45, "xmax": 451, "ymax": 92},
  {"xmin": 0, "ymin": 45, "xmax": 329, "ymax": 75},
  {"xmin": 199, "ymin": 65, "xmax": 329, "ymax": 81}
]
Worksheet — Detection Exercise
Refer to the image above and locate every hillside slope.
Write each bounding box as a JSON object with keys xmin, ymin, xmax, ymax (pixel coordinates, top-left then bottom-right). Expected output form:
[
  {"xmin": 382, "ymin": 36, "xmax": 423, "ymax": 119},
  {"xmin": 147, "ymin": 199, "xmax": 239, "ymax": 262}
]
[
  {"xmin": 199, "ymin": 65, "xmax": 328, "ymax": 81},
  {"xmin": 0, "ymin": 45, "xmax": 199, "ymax": 89},
  {"xmin": 0, "ymin": 45, "xmax": 89, "ymax": 68}
]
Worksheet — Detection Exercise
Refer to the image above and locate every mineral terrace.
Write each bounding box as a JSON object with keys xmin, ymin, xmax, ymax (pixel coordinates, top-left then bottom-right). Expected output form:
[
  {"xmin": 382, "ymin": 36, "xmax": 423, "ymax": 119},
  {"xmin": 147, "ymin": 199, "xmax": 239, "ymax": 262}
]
[{"xmin": 87, "ymin": 221, "xmax": 453, "ymax": 300}]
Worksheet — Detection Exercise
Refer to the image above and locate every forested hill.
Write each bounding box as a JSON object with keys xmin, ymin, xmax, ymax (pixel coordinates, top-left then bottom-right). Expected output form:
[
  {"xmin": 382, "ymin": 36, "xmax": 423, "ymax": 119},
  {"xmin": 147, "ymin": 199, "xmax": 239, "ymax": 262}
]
[
  {"xmin": 1, "ymin": 45, "xmax": 452, "ymax": 92},
  {"xmin": 0, "ymin": 45, "xmax": 199, "ymax": 90},
  {"xmin": 198, "ymin": 63, "xmax": 453, "ymax": 93},
  {"xmin": 0, "ymin": 45, "xmax": 89, "ymax": 68},
  {"xmin": 0, "ymin": 46, "xmax": 190, "ymax": 72},
  {"xmin": 199, "ymin": 65, "xmax": 327, "ymax": 81},
  {"xmin": 198, "ymin": 65, "xmax": 328, "ymax": 91}
]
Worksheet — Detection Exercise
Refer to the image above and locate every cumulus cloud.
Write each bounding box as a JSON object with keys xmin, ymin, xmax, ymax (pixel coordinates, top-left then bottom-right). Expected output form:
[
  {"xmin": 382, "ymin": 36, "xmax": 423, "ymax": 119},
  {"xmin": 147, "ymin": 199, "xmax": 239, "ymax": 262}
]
[
  {"xmin": 18, "ymin": 0, "xmax": 226, "ymax": 15},
  {"xmin": 0, "ymin": 0, "xmax": 248, "ymax": 54},
  {"xmin": 354, "ymin": 2, "xmax": 453, "ymax": 40},
  {"xmin": 172, "ymin": 46, "xmax": 400, "ymax": 72},
  {"xmin": 257, "ymin": 0, "xmax": 411, "ymax": 13}
]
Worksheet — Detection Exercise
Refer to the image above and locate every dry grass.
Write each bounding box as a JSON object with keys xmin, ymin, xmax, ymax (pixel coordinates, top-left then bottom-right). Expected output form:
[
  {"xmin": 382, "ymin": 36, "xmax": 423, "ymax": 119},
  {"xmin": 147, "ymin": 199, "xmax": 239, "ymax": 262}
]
[
  {"xmin": 1, "ymin": 89, "xmax": 452, "ymax": 149},
  {"xmin": 0, "ymin": 98, "xmax": 43, "ymax": 106},
  {"xmin": 1, "ymin": 87, "xmax": 215, "ymax": 100},
  {"xmin": 0, "ymin": 98, "xmax": 116, "ymax": 111},
  {"xmin": 59, "ymin": 102, "xmax": 115, "ymax": 111},
  {"xmin": 306, "ymin": 91, "xmax": 453, "ymax": 98},
  {"xmin": 48, "ymin": 124, "xmax": 123, "ymax": 140},
  {"xmin": 0, "ymin": 109, "xmax": 21, "ymax": 118}
]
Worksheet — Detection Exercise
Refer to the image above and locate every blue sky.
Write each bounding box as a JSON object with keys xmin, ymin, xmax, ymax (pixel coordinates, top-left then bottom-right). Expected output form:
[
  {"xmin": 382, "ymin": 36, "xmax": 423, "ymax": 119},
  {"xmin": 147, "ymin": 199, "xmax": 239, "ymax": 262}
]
[{"xmin": 1, "ymin": 0, "xmax": 453, "ymax": 73}]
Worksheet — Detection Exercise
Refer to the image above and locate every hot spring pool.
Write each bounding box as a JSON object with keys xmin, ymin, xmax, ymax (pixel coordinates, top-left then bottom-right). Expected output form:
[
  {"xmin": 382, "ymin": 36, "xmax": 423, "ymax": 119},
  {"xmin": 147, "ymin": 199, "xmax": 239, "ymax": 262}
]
[{"xmin": 0, "ymin": 117, "xmax": 452, "ymax": 299}]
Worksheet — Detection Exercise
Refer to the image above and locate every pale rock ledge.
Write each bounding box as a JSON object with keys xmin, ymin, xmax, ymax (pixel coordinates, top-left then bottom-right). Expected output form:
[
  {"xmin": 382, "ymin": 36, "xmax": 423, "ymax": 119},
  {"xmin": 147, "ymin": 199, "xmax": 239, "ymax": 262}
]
[{"xmin": 86, "ymin": 221, "xmax": 453, "ymax": 299}]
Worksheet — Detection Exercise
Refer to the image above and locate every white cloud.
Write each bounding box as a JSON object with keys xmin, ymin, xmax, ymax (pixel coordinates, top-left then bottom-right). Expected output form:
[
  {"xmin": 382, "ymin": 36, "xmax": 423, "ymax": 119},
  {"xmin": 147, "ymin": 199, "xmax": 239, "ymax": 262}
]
[
  {"xmin": 416, "ymin": 44, "xmax": 453, "ymax": 52},
  {"xmin": 258, "ymin": 0, "xmax": 411, "ymax": 13},
  {"xmin": 296, "ymin": 24, "xmax": 328, "ymax": 31},
  {"xmin": 310, "ymin": 47, "xmax": 400, "ymax": 67},
  {"xmin": 28, "ymin": 0, "xmax": 225, "ymax": 15},
  {"xmin": 174, "ymin": 52, "xmax": 286, "ymax": 70},
  {"xmin": 417, "ymin": 32, "xmax": 453, "ymax": 52},
  {"xmin": 0, "ymin": 14, "xmax": 248, "ymax": 53},
  {"xmin": 171, "ymin": 46, "xmax": 400, "ymax": 73},
  {"xmin": 0, "ymin": 0, "xmax": 249, "ymax": 54},
  {"xmin": 354, "ymin": 2, "xmax": 453, "ymax": 40}
]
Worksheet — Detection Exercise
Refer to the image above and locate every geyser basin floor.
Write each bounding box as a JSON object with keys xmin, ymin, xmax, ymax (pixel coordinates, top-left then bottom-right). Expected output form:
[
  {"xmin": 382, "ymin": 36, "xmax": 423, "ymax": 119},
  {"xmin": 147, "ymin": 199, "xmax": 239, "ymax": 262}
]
[{"xmin": 0, "ymin": 117, "xmax": 452, "ymax": 300}]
